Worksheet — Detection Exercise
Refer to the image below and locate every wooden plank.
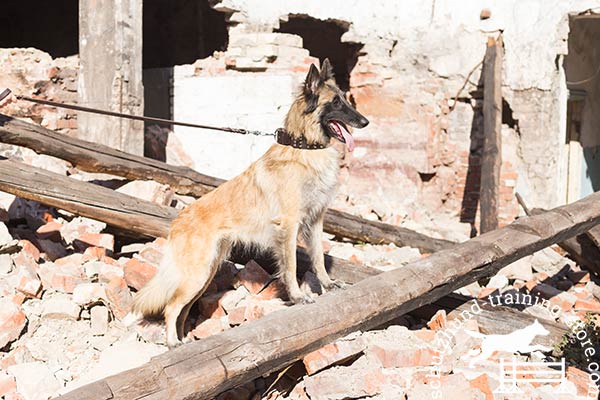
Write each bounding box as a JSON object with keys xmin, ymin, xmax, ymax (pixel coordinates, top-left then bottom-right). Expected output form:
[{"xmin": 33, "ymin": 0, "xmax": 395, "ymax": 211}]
[
  {"xmin": 0, "ymin": 114, "xmax": 453, "ymax": 253},
  {"xmin": 0, "ymin": 157, "xmax": 175, "ymax": 238},
  {"xmin": 323, "ymin": 208, "xmax": 453, "ymax": 253},
  {"xmin": 480, "ymin": 35, "xmax": 503, "ymax": 233},
  {"xmin": 0, "ymin": 114, "xmax": 220, "ymax": 197},
  {"xmin": 58, "ymin": 190, "xmax": 600, "ymax": 400},
  {"xmin": 517, "ymin": 193, "xmax": 600, "ymax": 275}
]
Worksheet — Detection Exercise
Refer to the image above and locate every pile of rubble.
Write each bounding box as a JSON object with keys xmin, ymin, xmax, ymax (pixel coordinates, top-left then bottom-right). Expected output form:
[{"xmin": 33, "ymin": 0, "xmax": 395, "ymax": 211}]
[
  {"xmin": 1, "ymin": 195, "xmax": 599, "ymax": 400},
  {"xmin": 0, "ymin": 151, "xmax": 598, "ymax": 400}
]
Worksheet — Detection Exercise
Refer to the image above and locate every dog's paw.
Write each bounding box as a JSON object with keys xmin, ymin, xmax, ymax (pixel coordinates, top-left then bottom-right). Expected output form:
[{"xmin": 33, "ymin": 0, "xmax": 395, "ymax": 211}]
[
  {"xmin": 167, "ymin": 339, "xmax": 183, "ymax": 350},
  {"xmin": 324, "ymin": 279, "xmax": 348, "ymax": 290},
  {"xmin": 291, "ymin": 293, "xmax": 316, "ymax": 305}
]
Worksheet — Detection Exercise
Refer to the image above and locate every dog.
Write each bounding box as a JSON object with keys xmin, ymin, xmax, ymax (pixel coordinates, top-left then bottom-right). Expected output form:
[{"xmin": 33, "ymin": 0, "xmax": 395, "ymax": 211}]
[
  {"xmin": 131, "ymin": 59, "xmax": 369, "ymax": 348},
  {"xmin": 463, "ymin": 319, "xmax": 551, "ymax": 367}
]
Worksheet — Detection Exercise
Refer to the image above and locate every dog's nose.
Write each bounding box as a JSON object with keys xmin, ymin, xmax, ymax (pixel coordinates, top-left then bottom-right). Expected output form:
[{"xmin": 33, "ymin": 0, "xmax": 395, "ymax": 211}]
[{"xmin": 358, "ymin": 116, "xmax": 369, "ymax": 128}]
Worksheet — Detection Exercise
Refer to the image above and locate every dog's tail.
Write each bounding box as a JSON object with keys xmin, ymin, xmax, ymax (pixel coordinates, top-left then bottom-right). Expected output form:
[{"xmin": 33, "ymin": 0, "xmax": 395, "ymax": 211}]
[{"xmin": 131, "ymin": 244, "xmax": 180, "ymax": 318}]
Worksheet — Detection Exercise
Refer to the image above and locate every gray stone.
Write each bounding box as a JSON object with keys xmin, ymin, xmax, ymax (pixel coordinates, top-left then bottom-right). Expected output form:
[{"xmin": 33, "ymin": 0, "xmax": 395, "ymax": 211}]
[{"xmin": 530, "ymin": 248, "xmax": 570, "ymax": 275}]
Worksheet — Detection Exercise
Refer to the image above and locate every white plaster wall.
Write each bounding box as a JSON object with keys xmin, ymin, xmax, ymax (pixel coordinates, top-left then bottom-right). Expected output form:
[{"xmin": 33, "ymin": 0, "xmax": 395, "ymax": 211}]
[
  {"xmin": 218, "ymin": 0, "xmax": 600, "ymax": 89},
  {"xmin": 173, "ymin": 66, "xmax": 297, "ymax": 179},
  {"xmin": 174, "ymin": 0, "xmax": 600, "ymax": 210}
]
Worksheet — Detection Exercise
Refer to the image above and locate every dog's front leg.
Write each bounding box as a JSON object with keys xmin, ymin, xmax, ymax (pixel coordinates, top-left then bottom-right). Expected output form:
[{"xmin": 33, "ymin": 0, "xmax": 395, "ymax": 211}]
[
  {"xmin": 305, "ymin": 216, "xmax": 347, "ymax": 290},
  {"xmin": 276, "ymin": 219, "xmax": 314, "ymax": 304}
]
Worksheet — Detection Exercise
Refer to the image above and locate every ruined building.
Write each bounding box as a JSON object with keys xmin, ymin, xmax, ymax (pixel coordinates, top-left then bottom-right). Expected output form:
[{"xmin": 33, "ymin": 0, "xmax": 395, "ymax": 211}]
[{"xmin": 2, "ymin": 0, "xmax": 600, "ymax": 237}]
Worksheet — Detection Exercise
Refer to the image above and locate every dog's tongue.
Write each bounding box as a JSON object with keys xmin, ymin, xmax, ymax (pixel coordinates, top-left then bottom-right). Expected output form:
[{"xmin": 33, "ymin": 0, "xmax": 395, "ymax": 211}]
[{"xmin": 332, "ymin": 121, "xmax": 354, "ymax": 152}]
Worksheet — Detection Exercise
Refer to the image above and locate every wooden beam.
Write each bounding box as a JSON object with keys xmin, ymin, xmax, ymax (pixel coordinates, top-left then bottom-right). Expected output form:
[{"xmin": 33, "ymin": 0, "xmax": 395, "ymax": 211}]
[
  {"xmin": 480, "ymin": 35, "xmax": 503, "ymax": 233},
  {"xmin": 323, "ymin": 208, "xmax": 452, "ymax": 253},
  {"xmin": 517, "ymin": 193, "xmax": 600, "ymax": 275},
  {"xmin": 78, "ymin": 0, "xmax": 144, "ymax": 155},
  {"xmin": 0, "ymin": 114, "xmax": 220, "ymax": 197},
  {"xmin": 58, "ymin": 190, "xmax": 600, "ymax": 400},
  {"xmin": 0, "ymin": 114, "xmax": 453, "ymax": 253},
  {"xmin": 0, "ymin": 157, "xmax": 175, "ymax": 238}
]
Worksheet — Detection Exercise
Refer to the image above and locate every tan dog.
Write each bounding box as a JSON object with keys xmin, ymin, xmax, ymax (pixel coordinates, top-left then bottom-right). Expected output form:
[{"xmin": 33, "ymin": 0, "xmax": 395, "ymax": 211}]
[{"xmin": 131, "ymin": 59, "xmax": 369, "ymax": 348}]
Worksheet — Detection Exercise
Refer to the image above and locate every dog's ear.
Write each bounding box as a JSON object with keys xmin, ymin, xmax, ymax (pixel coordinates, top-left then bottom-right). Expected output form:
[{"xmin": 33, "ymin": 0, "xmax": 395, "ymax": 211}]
[
  {"xmin": 304, "ymin": 63, "xmax": 322, "ymax": 96},
  {"xmin": 320, "ymin": 58, "xmax": 334, "ymax": 81},
  {"xmin": 303, "ymin": 64, "xmax": 321, "ymax": 113}
]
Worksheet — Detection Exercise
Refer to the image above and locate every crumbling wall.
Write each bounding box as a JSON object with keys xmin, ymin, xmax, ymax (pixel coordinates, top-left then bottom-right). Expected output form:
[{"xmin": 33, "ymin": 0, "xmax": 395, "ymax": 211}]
[
  {"xmin": 170, "ymin": 0, "xmax": 594, "ymax": 233},
  {"xmin": 0, "ymin": 49, "xmax": 79, "ymax": 133},
  {"xmin": 2, "ymin": 0, "xmax": 598, "ymax": 235}
]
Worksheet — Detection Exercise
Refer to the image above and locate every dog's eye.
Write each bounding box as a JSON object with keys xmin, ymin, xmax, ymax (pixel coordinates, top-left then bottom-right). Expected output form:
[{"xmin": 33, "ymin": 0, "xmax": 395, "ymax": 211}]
[{"xmin": 332, "ymin": 96, "xmax": 342, "ymax": 109}]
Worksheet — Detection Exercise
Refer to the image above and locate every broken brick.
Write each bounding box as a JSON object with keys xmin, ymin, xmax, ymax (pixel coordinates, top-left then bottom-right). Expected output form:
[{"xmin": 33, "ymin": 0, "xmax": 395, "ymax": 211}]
[
  {"xmin": 16, "ymin": 272, "xmax": 42, "ymax": 298},
  {"xmin": 227, "ymin": 305, "xmax": 247, "ymax": 326},
  {"xmin": 41, "ymin": 297, "xmax": 81, "ymax": 320},
  {"xmin": 426, "ymin": 309, "xmax": 447, "ymax": 331},
  {"xmin": 574, "ymin": 298, "xmax": 600, "ymax": 312},
  {"xmin": 38, "ymin": 261, "xmax": 87, "ymax": 294},
  {"xmin": 72, "ymin": 282, "xmax": 108, "ymax": 306},
  {"xmin": 35, "ymin": 221, "xmax": 63, "ymax": 241},
  {"xmin": 244, "ymin": 299, "xmax": 287, "ymax": 321},
  {"xmin": 97, "ymin": 263, "xmax": 125, "ymax": 283},
  {"xmin": 74, "ymin": 232, "xmax": 114, "ymax": 252},
  {"xmin": 191, "ymin": 318, "xmax": 225, "ymax": 339},
  {"xmin": 303, "ymin": 335, "xmax": 366, "ymax": 375},
  {"xmin": 123, "ymin": 258, "xmax": 157, "ymax": 291},
  {"xmin": 0, "ymin": 298, "xmax": 26, "ymax": 349},
  {"xmin": 0, "ymin": 371, "xmax": 16, "ymax": 397},
  {"xmin": 233, "ymin": 260, "xmax": 271, "ymax": 295},
  {"xmin": 90, "ymin": 305, "xmax": 109, "ymax": 336},
  {"xmin": 83, "ymin": 246, "xmax": 108, "ymax": 261},
  {"xmin": 105, "ymin": 277, "xmax": 133, "ymax": 320},
  {"xmin": 17, "ymin": 240, "xmax": 40, "ymax": 262},
  {"xmin": 218, "ymin": 286, "xmax": 249, "ymax": 313},
  {"xmin": 371, "ymin": 344, "xmax": 436, "ymax": 368},
  {"xmin": 199, "ymin": 293, "xmax": 226, "ymax": 319}
]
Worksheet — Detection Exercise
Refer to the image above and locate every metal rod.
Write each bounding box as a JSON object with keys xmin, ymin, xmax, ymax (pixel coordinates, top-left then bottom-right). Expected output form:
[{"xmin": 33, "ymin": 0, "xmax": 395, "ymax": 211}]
[{"xmin": 13, "ymin": 94, "xmax": 273, "ymax": 136}]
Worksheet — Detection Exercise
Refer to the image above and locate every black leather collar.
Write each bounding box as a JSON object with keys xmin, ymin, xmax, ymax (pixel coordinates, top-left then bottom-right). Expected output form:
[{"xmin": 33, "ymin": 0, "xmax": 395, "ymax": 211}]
[{"xmin": 276, "ymin": 128, "xmax": 327, "ymax": 150}]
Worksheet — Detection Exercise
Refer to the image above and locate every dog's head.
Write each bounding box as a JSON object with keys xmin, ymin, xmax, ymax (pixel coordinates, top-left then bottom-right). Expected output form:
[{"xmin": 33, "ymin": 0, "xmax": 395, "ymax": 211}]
[{"xmin": 285, "ymin": 59, "xmax": 369, "ymax": 151}]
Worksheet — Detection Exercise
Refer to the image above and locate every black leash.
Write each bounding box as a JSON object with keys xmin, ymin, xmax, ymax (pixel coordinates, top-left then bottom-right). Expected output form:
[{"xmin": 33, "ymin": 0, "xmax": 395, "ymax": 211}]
[{"xmin": 0, "ymin": 89, "xmax": 275, "ymax": 137}]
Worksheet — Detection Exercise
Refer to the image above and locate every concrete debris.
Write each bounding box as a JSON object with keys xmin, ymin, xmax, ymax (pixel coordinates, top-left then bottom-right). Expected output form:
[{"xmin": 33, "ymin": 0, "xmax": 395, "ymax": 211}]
[
  {"xmin": 0, "ymin": 222, "xmax": 13, "ymax": 247},
  {"xmin": 0, "ymin": 172, "xmax": 597, "ymax": 399},
  {"xmin": 116, "ymin": 180, "xmax": 174, "ymax": 206},
  {"xmin": 41, "ymin": 295, "xmax": 81, "ymax": 320},
  {"xmin": 90, "ymin": 305, "xmax": 110, "ymax": 336},
  {"xmin": 8, "ymin": 361, "xmax": 61, "ymax": 400}
]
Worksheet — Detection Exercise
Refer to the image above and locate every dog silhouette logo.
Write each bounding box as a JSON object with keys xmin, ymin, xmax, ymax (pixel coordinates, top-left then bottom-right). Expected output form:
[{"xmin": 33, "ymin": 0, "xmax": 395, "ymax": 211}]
[{"xmin": 462, "ymin": 319, "xmax": 551, "ymax": 367}]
